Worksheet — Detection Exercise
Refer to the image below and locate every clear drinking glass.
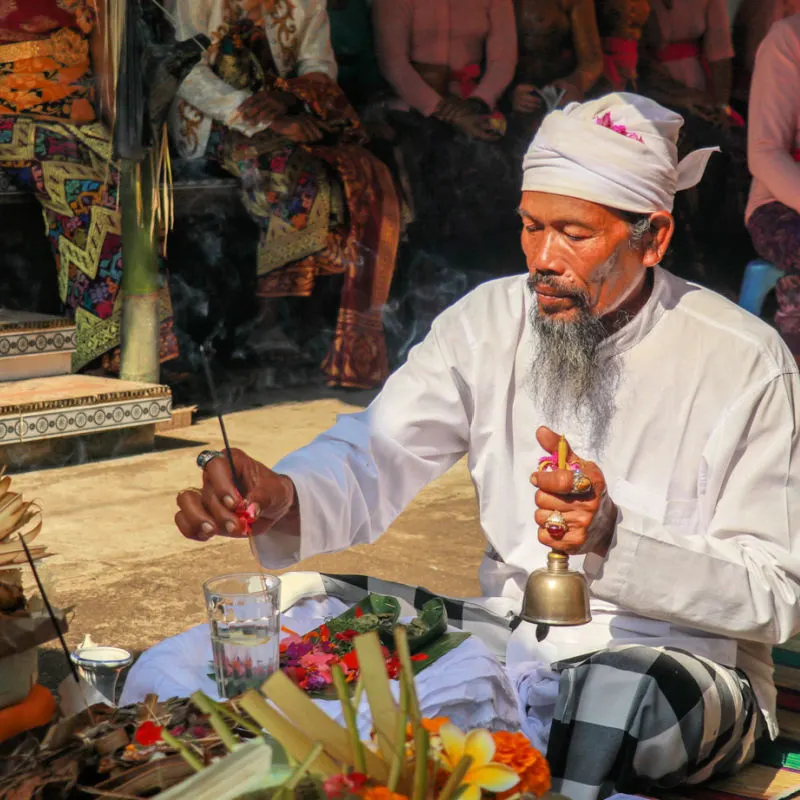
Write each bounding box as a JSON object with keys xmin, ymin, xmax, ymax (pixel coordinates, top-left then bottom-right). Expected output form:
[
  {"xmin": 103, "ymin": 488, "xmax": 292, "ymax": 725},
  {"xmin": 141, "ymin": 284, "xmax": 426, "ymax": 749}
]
[{"xmin": 204, "ymin": 573, "xmax": 281, "ymax": 698}]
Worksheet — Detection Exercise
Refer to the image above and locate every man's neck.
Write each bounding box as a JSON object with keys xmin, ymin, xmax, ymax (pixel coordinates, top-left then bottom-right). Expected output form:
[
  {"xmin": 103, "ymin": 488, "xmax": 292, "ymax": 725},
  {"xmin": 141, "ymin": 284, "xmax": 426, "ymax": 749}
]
[{"xmin": 602, "ymin": 268, "xmax": 654, "ymax": 334}]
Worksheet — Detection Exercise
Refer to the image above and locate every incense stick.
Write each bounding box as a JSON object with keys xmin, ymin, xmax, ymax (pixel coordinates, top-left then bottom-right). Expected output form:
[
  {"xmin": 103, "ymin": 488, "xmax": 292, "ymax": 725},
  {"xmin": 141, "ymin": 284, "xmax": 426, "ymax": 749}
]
[
  {"xmin": 18, "ymin": 530, "xmax": 78, "ymax": 685},
  {"xmin": 199, "ymin": 344, "xmax": 246, "ymax": 500},
  {"xmin": 198, "ymin": 345, "xmax": 265, "ymax": 574}
]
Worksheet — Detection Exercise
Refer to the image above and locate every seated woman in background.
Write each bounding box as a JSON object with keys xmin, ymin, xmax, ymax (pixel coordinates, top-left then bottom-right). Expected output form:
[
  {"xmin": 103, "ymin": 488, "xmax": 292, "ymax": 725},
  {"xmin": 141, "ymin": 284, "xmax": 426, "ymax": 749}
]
[
  {"xmin": 638, "ymin": 0, "xmax": 751, "ymax": 295},
  {"xmin": 371, "ymin": 0, "xmax": 518, "ymax": 248},
  {"xmin": 0, "ymin": 0, "xmax": 177, "ymax": 373},
  {"xmin": 169, "ymin": 0, "xmax": 400, "ymax": 389},
  {"xmin": 745, "ymin": 13, "xmax": 800, "ymax": 357},
  {"xmin": 509, "ymin": 0, "xmax": 603, "ymax": 117},
  {"xmin": 641, "ymin": 0, "xmax": 736, "ymax": 121},
  {"xmin": 595, "ymin": 0, "xmax": 651, "ymax": 91}
]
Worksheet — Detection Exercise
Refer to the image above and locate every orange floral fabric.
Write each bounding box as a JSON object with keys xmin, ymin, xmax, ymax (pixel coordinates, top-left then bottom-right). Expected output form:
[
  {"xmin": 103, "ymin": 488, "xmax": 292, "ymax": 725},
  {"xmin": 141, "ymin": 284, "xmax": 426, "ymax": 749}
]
[
  {"xmin": 0, "ymin": 0, "xmax": 96, "ymax": 123},
  {"xmin": 492, "ymin": 730, "xmax": 552, "ymax": 799}
]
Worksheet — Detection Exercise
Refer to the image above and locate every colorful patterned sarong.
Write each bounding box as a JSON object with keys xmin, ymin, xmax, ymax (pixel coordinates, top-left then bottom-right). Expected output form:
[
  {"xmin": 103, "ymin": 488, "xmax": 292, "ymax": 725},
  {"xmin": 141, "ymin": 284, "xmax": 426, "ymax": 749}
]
[
  {"xmin": 202, "ymin": 19, "xmax": 400, "ymax": 389},
  {"xmin": 0, "ymin": 115, "xmax": 177, "ymax": 370}
]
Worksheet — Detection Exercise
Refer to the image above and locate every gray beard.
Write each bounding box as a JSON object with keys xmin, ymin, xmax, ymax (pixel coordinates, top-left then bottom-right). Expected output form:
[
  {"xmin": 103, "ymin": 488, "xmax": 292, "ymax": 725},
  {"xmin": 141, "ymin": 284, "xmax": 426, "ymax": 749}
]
[{"xmin": 526, "ymin": 276, "xmax": 622, "ymax": 455}]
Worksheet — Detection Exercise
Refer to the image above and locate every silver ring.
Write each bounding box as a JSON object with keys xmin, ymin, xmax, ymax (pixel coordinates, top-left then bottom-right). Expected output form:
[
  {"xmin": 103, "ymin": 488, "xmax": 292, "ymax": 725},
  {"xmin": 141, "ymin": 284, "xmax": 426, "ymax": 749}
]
[{"xmin": 197, "ymin": 450, "xmax": 224, "ymax": 469}]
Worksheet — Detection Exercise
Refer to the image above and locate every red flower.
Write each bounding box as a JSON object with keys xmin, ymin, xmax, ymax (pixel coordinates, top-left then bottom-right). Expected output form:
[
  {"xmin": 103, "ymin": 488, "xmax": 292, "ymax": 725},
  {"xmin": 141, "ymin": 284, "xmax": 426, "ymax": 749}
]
[
  {"xmin": 411, "ymin": 654, "xmax": 428, "ymax": 662},
  {"xmin": 341, "ymin": 650, "xmax": 359, "ymax": 672},
  {"xmin": 355, "ymin": 607, "xmax": 364, "ymax": 618},
  {"xmin": 384, "ymin": 652, "xmax": 401, "ymax": 679},
  {"xmin": 335, "ymin": 629, "xmax": 359, "ymax": 642},
  {"xmin": 134, "ymin": 721, "xmax": 163, "ymax": 747},
  {"xmin": 323, "ymin": 772, "xmax": 368, "ymax": 798},
  {"xmin": 319, "ymin": 624, "xmax": 331, "ymax": 641},
  {"xmin": 235, "ymin": 500, "xmax": 258, "ymax": 535}
]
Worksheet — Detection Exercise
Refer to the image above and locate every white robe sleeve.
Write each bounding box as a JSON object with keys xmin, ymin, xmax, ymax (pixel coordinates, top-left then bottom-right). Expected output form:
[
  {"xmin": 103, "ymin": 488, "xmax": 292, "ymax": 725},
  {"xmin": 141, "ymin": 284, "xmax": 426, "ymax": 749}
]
[
  {"xmin": 586, "ymin": 371, "xmax": 800, "ymax": 645},
  {"xmin": 255, "ymin": 311, "xmax": 473, "ymax": 568},
  {"xmin": 295, "ymin": 0, "xmax": 338, "ymax": 79},
  {"xmin": 170, "ymin": 0, "xmax": 268, "ymax": 137}
]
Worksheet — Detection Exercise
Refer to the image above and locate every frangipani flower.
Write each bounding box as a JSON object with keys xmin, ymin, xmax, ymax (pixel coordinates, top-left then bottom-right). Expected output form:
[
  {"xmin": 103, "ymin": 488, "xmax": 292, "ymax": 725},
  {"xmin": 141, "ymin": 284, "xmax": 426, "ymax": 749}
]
[{"xmin": 439, "ymin": 723, "xmax": 520, "ymax": 800}]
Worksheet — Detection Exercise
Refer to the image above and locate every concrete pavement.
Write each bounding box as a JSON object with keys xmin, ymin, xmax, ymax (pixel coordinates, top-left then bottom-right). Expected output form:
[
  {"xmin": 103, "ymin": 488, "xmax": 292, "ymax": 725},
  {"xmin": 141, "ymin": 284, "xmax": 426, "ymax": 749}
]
[{"xmin": 13, "ymin": 389, "xmax": 486, "ymax": 688}]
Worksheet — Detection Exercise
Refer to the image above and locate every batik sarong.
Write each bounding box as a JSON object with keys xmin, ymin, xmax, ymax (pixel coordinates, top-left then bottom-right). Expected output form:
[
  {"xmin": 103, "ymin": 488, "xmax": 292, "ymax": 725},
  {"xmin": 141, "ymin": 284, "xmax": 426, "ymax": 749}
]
[
  {"xmin": 747, "ymin": 199, "xmax": 800, "ymax": 354},
  {"xmin": 197, "ymin": 17, "xmax": 400, "ymax": 389},
  {"xmin": 0, "ymin": 115, "xmax": 177, "ymax": 371}
]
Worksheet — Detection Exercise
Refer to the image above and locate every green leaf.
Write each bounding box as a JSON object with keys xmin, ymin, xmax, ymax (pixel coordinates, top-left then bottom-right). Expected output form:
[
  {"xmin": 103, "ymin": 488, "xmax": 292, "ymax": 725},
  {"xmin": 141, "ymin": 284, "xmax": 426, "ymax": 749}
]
[{"xmin": 412, "ymin": 632, "xmax": 470, "ymax": 675}]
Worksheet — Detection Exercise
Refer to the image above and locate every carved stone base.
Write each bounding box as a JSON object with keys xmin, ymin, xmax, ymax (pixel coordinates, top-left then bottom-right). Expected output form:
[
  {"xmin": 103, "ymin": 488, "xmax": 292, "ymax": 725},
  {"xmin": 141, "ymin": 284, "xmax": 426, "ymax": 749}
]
[
  {"xmin": 0, "ymin": 310, "xmax": 76, "ymax": 381},
  {"xmin": 0, "ymin": 374, "xmax": 172, "ymax": 471},
  {"xmin": 0, "ymin": 425, "xmax": 157, "ymax": 472}
]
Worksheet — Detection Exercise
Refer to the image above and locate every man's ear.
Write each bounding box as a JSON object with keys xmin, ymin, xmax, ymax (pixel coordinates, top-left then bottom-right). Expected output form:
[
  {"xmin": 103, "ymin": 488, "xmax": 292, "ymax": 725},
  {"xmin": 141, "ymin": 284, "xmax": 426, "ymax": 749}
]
[{"xmin": 643, "ymin": 211, "xmax": 674, "ymax": 266}]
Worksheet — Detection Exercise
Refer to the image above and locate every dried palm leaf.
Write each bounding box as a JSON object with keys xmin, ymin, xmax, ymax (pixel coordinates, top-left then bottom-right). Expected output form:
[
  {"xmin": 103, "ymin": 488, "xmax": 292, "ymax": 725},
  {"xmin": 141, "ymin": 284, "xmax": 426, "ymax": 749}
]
[{"xmin": 0, "ymin": 472, "xmax": 48, "ymax": 563}]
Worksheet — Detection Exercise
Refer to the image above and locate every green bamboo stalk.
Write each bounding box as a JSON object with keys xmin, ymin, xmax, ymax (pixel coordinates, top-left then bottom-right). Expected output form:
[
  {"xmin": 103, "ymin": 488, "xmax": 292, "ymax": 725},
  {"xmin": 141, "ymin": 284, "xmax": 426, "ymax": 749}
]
[
  {"xmin": 161, "ymin": 729, "xmax": 205, "ymax": 773},
  {"xmin": 330, "ymin": 664, "xmax": 367, "ymax": 773},
  {"xmin": 388, "ymin": 678, "xmax": 410, "ymax": 792},
  {"xmin": 191, "ymin": 692, "xmax": 239, "ymax": 753},
  {"xmin": 437, "ymin": 755, "xmax": 473, "ymax": 800},
  {"xmin": 119, "ymin": 155, "xmax": 161, "ymax": 384},
  {"xmin": 411, "ymin": 726, "xmax": 429, "ymax": 800},
  {"xmin": 284, "ymin": 742, "xmax": 324, "ymax": 791},
  {"xmin": 217, "ymin": 699, "xmax": 264, "ymax": 738},
  {"xmin": 394, "ymin": 627, "xmax": 422, "ymax": 725}
]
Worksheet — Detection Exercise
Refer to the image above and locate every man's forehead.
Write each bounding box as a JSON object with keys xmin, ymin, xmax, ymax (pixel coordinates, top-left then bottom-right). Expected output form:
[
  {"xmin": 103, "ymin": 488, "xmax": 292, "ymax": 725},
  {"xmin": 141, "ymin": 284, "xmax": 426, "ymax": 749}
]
[{"xmin": 519, "ymin": 191, "xmax": 622, "ymax": 226}]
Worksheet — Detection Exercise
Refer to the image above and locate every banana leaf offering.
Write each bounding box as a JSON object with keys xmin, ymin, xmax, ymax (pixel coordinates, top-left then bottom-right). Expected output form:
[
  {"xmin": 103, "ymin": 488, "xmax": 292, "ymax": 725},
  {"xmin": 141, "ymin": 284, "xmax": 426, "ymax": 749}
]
[{"xmin": 278, "ymin": 594, "xmax": 469, "ymax": 698}]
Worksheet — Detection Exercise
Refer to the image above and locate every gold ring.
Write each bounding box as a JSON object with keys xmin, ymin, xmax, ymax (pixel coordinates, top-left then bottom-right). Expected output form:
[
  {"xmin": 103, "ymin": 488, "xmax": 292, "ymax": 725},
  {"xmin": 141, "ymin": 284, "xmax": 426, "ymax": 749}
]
[{"xmin": 544, "ymin": 510, "xmax": 568, "ymax": 539}]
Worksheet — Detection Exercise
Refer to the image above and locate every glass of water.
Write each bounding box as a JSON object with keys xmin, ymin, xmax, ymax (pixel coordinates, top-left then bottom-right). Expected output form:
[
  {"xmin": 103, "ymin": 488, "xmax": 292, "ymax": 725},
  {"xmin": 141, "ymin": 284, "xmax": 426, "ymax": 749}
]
[{"xmin": 204, "ymin": 573, "xmax": 281, "ymax": 698}]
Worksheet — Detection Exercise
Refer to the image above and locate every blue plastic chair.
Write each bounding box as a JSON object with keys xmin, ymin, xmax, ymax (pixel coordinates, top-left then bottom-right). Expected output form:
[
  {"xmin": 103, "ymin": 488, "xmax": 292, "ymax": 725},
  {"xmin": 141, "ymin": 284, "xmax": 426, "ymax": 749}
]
[{"xmin": 739, "ymin": 259, "xmax": 785, "ymax": 317}]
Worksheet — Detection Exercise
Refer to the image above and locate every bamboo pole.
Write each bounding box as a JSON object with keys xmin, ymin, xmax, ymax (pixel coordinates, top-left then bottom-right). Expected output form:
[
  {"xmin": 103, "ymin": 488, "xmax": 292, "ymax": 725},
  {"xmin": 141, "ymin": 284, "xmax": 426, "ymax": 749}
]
[{"xmin": 119, "ymin": 154, "xmax": 161, "ymax": 384}]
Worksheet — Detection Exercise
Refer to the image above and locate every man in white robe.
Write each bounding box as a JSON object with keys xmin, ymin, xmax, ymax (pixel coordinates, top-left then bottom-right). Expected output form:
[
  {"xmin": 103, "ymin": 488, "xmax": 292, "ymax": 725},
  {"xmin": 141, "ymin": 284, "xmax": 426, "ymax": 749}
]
[{"xmin": 175, "ymin": 93, "xmax": 800, "ymax": 799}]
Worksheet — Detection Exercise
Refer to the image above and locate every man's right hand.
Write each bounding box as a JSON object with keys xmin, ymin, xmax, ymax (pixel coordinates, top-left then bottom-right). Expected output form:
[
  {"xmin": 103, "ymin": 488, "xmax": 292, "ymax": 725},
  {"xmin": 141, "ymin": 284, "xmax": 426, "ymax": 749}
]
[
  {"xmin": 175, "ymin": 449, "xmax": 298, "ymax": 542},
  {"xmin": 271, "ymin": 114, "xmax": 324, "ymax": 143}
]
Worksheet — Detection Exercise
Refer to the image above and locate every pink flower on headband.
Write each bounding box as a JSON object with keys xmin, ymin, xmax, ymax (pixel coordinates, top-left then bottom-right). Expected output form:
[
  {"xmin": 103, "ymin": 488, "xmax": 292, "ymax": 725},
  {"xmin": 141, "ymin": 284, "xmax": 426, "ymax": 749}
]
[{"xmin": 594, "ymin": 111, "xmax": 644, "ymax": 143}]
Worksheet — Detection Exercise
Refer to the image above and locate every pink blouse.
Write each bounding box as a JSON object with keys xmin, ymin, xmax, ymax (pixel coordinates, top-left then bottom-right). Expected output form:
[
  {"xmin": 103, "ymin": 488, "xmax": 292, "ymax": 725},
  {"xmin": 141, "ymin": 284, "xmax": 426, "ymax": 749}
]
[
  {"xmin": 372, "ymin": 0, "xmax": 517, "ymax": 116},
  {"xmin": 746, "ymin": 14, "xmax": 800, "ymax": 221},
  {"xmin": 650, "ymin": 0, "xmax": 734, "ymax": 91}
]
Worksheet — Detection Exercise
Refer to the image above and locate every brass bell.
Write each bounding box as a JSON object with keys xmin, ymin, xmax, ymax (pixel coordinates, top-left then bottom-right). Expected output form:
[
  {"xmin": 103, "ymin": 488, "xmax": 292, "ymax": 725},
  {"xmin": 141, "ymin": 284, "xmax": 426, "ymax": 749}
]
[{"xmin": 521, "ymin": 550, "xmax": 591, "ymax": 627}]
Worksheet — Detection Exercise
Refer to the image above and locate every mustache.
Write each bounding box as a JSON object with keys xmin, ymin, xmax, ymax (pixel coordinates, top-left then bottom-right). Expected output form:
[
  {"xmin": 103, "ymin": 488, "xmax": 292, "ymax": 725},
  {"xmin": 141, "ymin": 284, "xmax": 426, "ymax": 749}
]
[{"xmin": 527, "ymin": 273, "xmax": 590, "ymax": 309}]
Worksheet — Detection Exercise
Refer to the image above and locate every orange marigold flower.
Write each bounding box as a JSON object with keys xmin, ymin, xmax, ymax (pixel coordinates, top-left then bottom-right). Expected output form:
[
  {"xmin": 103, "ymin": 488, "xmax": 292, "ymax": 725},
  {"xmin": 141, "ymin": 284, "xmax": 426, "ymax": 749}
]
[
  {"xmin": 405, "ymin": 716, "xmax": 449, "ymax": 740},
  {"xmin": 492, "ymin": 731, "xmax": 552, "ymax": 799},
  {"xmin": 360, "ymin": 789, "xmax": 408, "ymax": 800}
]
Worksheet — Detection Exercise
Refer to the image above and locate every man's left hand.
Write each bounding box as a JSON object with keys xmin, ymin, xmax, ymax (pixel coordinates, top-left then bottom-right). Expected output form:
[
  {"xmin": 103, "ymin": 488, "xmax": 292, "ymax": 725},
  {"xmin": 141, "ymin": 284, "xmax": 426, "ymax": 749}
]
[{"xmin": 530, "ymin": 426, "xmax": 616, "ymax": 556}]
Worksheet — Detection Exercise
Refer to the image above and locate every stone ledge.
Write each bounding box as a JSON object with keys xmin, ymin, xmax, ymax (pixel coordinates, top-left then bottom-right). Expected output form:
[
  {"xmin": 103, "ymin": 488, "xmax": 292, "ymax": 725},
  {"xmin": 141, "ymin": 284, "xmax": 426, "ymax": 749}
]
[{"xmin": 0, "ymin": 375, "xmax": 172, "ymax": 445}]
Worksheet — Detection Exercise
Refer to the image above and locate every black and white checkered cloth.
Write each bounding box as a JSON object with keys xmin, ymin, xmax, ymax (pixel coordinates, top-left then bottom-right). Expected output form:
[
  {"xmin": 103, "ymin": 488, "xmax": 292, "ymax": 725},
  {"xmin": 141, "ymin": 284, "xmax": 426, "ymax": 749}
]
[
  {"xmin": 546, "ymin": 645, "xmax": 763, "ymax": 800},
  {"xmin": 282, "ymin": 573, "xmax": 762, "ymax": 800}
]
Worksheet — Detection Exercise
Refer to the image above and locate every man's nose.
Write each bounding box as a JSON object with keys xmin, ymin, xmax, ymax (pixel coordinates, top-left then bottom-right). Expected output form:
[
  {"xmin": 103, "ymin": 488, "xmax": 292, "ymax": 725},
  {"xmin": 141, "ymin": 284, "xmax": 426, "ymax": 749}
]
[{"xmin": 526, "ymin": 230, "xmax": 567, "ymax": 274}]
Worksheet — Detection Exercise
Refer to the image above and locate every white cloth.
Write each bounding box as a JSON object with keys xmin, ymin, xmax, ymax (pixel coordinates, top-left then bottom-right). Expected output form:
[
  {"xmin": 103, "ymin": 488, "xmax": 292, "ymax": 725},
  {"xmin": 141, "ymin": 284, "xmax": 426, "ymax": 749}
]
[
  {"xmin": 505, "ymin": 662, "xmax": 560, "ymax": 754},
  {"xmin": 261, "ymin": 267, "xmax": 800, "ymax": 740},
  {"xmin": 521, "ymin": 93, "xmax": 719, "ymax": 213},
  {"xmin": 167, "ymin": 0, "xmax": 338, "ymax": 159},
  {"xmin": 120, "ymin": 595, "xmax": 520, "ymax": 735}
]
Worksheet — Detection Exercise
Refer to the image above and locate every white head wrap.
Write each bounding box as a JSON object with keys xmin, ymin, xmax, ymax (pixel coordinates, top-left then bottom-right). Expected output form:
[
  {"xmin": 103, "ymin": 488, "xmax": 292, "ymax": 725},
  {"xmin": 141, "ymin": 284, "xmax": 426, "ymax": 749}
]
[{"xmin": 521, "ymin": 92, "xmax": 719, "ymax": 214}]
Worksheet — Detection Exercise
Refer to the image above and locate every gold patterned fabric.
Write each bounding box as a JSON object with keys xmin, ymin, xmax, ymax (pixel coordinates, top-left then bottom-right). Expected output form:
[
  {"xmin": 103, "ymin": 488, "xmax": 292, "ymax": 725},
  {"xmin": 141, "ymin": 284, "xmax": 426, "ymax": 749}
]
[
  {"xmin": 203, "ymin": 9, "xmax": 400, "ymax": 388},
  {"xmin": 0, "ymin": 0, "xmax": 96, "ymax": 123}
]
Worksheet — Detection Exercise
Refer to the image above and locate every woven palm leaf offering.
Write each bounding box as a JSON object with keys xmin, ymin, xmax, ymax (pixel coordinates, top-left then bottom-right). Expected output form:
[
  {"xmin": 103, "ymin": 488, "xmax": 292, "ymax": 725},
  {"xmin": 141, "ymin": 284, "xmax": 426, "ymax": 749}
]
[
  {"xmin": 145, "ymin": 628, "xmax": 551, "ymax": 800},
  {"xmin": 214, "ymin": 594, "xmax": 470, "ymax": 700},
  {"xmin": 0, "ymin": 466, "xmax": 67, "ymax": 736}
]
